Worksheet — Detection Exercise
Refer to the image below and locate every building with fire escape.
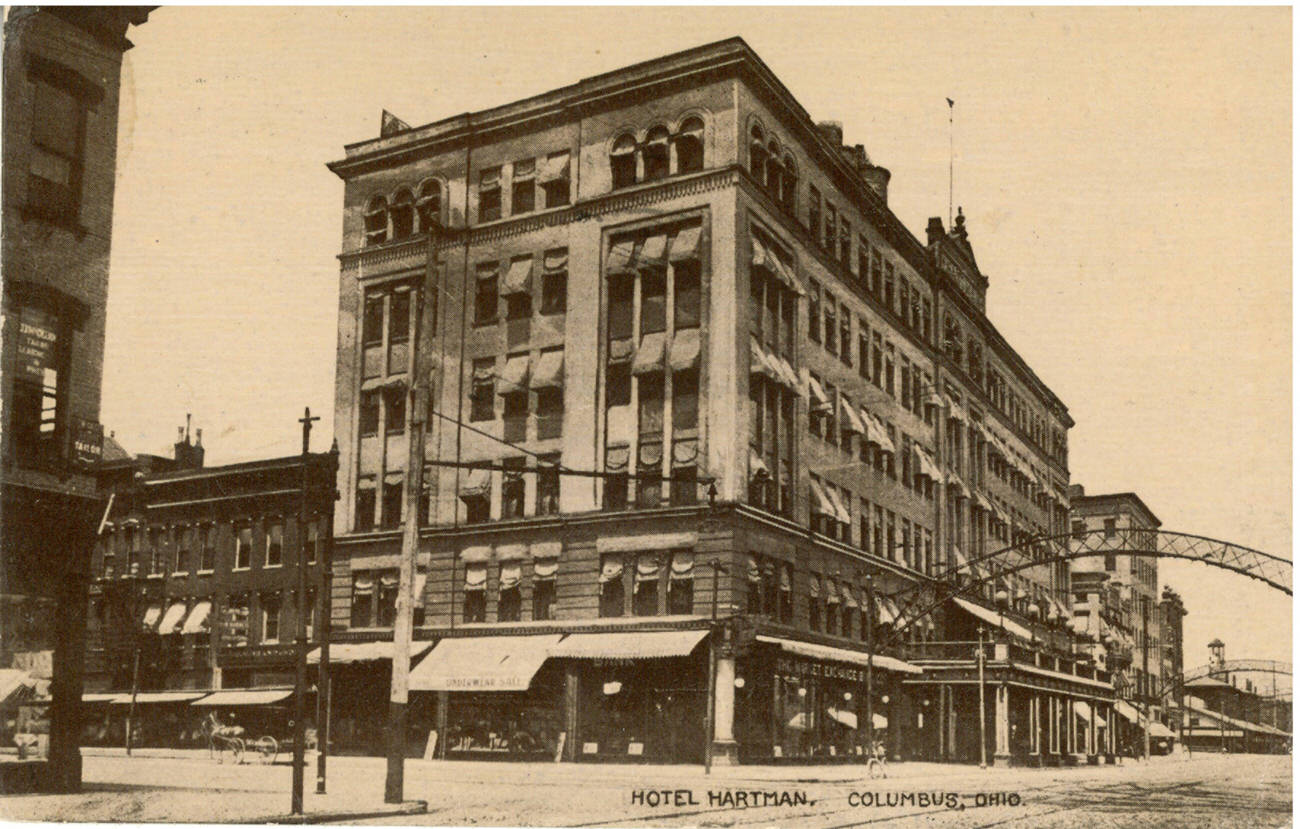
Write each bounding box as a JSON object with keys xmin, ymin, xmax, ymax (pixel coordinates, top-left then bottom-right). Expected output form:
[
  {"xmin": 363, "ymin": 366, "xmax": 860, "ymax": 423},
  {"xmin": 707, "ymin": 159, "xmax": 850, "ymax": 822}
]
[{"xmin": 323, "ymin": 37, "xmax": 1098, "ymax": 767}]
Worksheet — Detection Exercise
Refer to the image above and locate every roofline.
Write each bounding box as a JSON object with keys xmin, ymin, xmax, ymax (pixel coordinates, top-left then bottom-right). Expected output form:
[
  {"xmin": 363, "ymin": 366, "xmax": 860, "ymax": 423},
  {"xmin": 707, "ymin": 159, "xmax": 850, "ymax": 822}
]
[
  {"xmin": 327, "ymin": 35, "xmax": 1072, "ymax": 426},
  {"xmin": 141, "ymin": 452, "xmax": 334, "ymax": 485},
  {"xmin": 1070, "ymin": 491, "xmax": 1162, "ymax": 528}
]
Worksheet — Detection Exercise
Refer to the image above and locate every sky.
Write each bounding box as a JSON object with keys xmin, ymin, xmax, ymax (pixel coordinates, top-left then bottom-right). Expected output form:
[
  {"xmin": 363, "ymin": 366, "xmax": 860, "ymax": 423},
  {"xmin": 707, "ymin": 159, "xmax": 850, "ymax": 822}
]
[{"xmin": 100, "ymin": 7, "xmax": 1291, "ymax": 676}]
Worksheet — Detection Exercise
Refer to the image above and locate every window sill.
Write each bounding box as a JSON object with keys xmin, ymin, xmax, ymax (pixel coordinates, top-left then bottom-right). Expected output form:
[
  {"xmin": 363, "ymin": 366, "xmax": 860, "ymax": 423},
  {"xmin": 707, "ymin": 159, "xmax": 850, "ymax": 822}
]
[
  {"xmin": 172, "ymin": 571, "xmax": 188, "ymax": 578},
  {"xmin": 197, "ymin": 569, "xmax": 214, "ymax": 576},
  {"xmin": 264, "ymin": 563, "xmax": 282, "ymax": 569},
  {"xmin": 233, "ymin": 567, "xmax": 250, "ymax": 573}
]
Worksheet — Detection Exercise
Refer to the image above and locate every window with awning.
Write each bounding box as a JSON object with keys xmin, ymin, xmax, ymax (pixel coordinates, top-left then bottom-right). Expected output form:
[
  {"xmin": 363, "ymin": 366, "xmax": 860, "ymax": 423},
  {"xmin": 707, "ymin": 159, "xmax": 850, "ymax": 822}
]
[
  {"xmin": 157, "ymin": 602, "xmax": 187, "ymax": 635},
  {"xmin": 823, "ymin": 483, "xmax": 851, "ymax": 525},
  {"xmin": 635, "ymin": 553, "xmax": 660, "ymax": 582},
  {"xmin": 142, "ymin": 604, "xmax": 163, "ymax": 629},
  {"xmin": 839, "ymin": 396, "xmax": 865, "ymax": 434},
  {"xmin": 668, "ymin": 327, "xmax": 700, "ymax": 372},
  {"xmin": 638, "ymin": 234, "xmax": 667, "ymax": 267},
  {"xmin": 499, "ymin": 561, "xmax": 522, "ymax": 591},
  {"xmin": 459, "ymin": 468, "xmax": 491, "ymax": 500},
  {"xmin": 806, "ymin": 373, "xmax": 831, "ymax": 412},
  {"xmin": 913, "ymin": 445, "xmax": 941, "ymax": 481},
  {"xmin": 179, "ymin": 600, "xmax": 211, "ymax": 635},
  {"xmin": 502, "ymin": 256, "xmax": 533, "ymax": 296},
  {"xmin": 607, "ymin": 239, "xmax": 636, "ymax": 274},
  {"xmin": 748, "ymin": 447, "xmax": 769, "ymax": 480},
  {"xmin": 632, "ymin": 332, "xmax": 666, "ymax": 374},
  {"xmin": 669, "ymin": 225, "xmax": 700, "ymax": 262},
  {"xmin": 464, "ymin": 563, "xmax": 487, "ymax": 592},
  {"xmin": 670, "ymin": 551, "xmax": 694, "ymax": 580},
  {"xmin": 825, "ymin": 577, "xmax": 839, "ymax": 605},
  {"xmin": 749, "ymin": 337, "xmax": 776, "ymax": 379},
  {"xmin": 808, "ymin": 477, "xmax": 835, "ymax": 518},
  {"xmin": 531, "ymin": 348, "xmax": 564, "ymax": 389},
  {"xmin": 500, "ymin": 353, "xmax": 530, "ymax": 393},
  {"xmin": 538, "ymin": 152, "xmax": 570, "ymax": 184},
  {"xmin": 598, "ymin": 555, "xmax": 624, "ymax": 583},
  {"xmin": 533, "ymin": 557, "xmax": 559, "ymax": 580}
]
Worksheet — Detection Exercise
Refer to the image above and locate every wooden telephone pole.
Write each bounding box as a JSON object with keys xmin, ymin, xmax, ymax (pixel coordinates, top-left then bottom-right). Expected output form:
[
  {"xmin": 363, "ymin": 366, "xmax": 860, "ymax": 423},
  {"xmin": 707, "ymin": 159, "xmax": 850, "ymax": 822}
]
[
  {"xmin": 385, "ymin": 227, "xmax": 439, "ymax": 803},
  {"xmin": 291, "ymin": 407, "xmax": 319, "ymax": 816}
]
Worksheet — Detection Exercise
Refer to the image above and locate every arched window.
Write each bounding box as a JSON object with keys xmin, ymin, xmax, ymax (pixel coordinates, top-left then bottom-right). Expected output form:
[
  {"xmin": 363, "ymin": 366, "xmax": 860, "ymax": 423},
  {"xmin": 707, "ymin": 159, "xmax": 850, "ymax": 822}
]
[
  {"xmin": 675, "ymin": 117, "xmax": 704, "ymax": 173},
  {"xmin": 416, "ymin": 180, "xmax": 441, "ymax": 233},
  {"xmin": 781, "ymin": 154, "xmax": 798, "ymax": 213},
  {"xmin": 364, "ymin": 196, "xmax": 388, "ymax": 246},
  {"xmin": 749, "ymin": 125, "xmax": 767, "ymax": 183},
  {"xmin": 611, "ymin": 133, "xmax": 637, "ymax": 189},
  {"xmin": 643, "ymin": 125, "xmax": 670, "ymax": 181},
  {"xmin": 390, "ymin": 188, "xmax": 415, "ymax": 240},
  {"xmin": 765, "ymin": 140, "xmax": 783, "ymax": 202}
]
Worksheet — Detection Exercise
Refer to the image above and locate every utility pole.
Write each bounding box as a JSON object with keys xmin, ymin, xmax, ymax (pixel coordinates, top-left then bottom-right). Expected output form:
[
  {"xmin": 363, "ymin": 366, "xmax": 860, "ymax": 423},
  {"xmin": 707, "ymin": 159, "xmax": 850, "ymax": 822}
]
[
  {"xmin": 291, "ymin": 407, "xmax": 318, "ymax": 816},
  {"xmin": 1140, "ymin": 596, "xmax": 1150, "ymax": 762},
  {"xmin": 864, "ymin": 574, "xmax": 875, "ymax": 761},
  {"xmin": 315, "ymin": 441, "xmax": 337, "ymax": 795},
  {"xmin": 977, "ymin": 624, "xmax": 987, "ymax": 769},
  {"xmin": 125, "ymin": 561, "xmax": 143, "ymax": 756},
  {"xmin": 385, "ymin": 224, "xmax": 439, "ymax": 803}
]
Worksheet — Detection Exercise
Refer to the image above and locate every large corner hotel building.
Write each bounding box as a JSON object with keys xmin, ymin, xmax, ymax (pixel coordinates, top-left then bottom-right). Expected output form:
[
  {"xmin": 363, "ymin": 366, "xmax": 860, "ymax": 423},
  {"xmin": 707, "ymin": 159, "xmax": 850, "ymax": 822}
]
[{"xmin": 324, "ymin": 38, "xmax": 1106, "ymax": 766}]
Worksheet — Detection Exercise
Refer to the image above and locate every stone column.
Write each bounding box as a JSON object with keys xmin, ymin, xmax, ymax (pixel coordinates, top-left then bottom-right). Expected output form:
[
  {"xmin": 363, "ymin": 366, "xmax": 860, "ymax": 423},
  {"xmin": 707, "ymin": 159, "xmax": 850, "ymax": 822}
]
[
  {"xmin": 711, "ymin": 653, "xmax": 739, "ymax": 765},
  {"xmin": 1066, "ymin": 696, "xmax": 1077, "ymax": 756},
  {"xmin": 436, "ymin": 690, "xmax": 450, "ymax": 760},
  {"xmin": 994, "ymin": 683, "xmax": 1011, "ymax": 766},
  {"xmin": 1029, "ymin": 693, "xmax": 1040, "ymax": 756},
  {"xmin": 1049, "ymin": 696, "xmax": 1059, "ymax": 755},
  {"xmin": 945, "ymin": 686, "xmax": 957, "ymax": 761}
]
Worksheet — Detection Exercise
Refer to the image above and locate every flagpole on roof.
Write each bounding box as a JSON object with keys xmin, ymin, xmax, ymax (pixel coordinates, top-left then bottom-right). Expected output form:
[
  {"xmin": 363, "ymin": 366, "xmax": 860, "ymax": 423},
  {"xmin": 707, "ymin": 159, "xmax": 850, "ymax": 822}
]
[{"xmin": 947, "ymin": 97, "xmax": 955, "ymax": 228}]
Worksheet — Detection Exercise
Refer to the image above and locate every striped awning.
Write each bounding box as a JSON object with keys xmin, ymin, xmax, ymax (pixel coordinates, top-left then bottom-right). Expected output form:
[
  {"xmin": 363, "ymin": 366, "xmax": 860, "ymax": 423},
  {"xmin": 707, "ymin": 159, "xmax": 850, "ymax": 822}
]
[
  {"xmin": 549, "ymin": 629, "xmax": 709, "ymax": 660},
  {"xmin": 410, "ymin": 634, "xmax": 562, "ymax": 692}
]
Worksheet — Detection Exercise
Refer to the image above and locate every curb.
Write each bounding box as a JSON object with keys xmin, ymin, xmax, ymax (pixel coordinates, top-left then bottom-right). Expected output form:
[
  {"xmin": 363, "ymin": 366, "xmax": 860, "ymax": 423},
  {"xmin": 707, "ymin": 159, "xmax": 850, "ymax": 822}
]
[{"xmin": 249, "ymin": 800, "xmax": 428, "ymax": 825}]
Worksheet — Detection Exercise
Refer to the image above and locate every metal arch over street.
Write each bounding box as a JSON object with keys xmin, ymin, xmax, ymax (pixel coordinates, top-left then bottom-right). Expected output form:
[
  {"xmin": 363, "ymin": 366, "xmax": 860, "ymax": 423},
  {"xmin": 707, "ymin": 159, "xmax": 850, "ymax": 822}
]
[
  {"xmin": 881, "ymin": 528, "xmax": 1292, "ymax": 648},
  {"xmin": 1154, "ymin": 659, "xmax": 1292, "ymax": 702}
]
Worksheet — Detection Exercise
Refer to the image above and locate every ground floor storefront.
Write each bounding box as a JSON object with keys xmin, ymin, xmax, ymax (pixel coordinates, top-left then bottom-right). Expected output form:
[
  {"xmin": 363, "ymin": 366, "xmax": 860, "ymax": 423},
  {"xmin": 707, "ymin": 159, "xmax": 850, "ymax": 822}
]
[{"xmin": 78, "ymin": 688, "xmax": 299, "ymax": 750}]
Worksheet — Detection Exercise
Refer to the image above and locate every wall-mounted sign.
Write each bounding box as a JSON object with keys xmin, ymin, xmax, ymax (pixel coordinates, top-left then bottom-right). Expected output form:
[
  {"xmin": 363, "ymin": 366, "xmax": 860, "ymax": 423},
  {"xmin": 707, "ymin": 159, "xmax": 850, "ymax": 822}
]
[
  {"xmin": 72, "ymin": 419, "xmax": 103, "ymax": 468},
  {"xmin": 17, "ymin": 307, "xmax": 58, "ymax": 383}
]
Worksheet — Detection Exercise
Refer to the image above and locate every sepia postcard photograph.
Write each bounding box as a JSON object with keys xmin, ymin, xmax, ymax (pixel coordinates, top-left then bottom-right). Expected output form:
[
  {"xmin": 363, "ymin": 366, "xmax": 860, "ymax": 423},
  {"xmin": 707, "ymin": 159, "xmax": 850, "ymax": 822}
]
[{"xmin": 0, "ymin": 5, "xmax": 1292, "ymax": 828}]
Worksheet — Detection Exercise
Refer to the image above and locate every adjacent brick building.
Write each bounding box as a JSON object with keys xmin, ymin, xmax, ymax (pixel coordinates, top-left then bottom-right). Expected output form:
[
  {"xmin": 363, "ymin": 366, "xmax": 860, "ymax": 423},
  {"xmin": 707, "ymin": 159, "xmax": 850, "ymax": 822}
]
[{"xmin": 1, "ymin": 5, "xmax": 150, "ymax": 791}]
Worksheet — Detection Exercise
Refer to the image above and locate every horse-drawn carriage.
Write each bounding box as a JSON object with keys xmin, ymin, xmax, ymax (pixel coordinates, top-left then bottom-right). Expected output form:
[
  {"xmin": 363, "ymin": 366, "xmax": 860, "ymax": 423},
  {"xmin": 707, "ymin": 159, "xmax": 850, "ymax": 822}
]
[{"xmin": 201, "ymin": 711, "xmax": 302, "ymax": 764}]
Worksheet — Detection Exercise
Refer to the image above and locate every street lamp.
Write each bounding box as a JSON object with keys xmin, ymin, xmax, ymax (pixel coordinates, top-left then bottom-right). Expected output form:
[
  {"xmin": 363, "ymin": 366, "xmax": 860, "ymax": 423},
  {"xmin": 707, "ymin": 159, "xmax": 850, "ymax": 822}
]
[
  {"xmin": 976, "ymin": 624, "xmax": 987, "ymax": 769},
  {"xmin": 123, "ymin": 560, "xmax": 148, "ymax": 756}
]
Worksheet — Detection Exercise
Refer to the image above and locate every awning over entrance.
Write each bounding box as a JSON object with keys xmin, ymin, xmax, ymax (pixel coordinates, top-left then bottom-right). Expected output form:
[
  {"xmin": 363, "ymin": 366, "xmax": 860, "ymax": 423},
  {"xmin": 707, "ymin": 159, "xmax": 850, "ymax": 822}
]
[
  {"xmin": 82, "ymin": 692, "xmax": 128, "ymax": 704},
  {"xmin": 110, "ymin": 691, "xmax": 208, "ymax": 705},
  {"xmin": 756, "ymin": 635, "xmax": 922, "ymax": 675},
  {"xmin": 1147, "ymin": 721, "xmax": 1176, "ymax": 738},
  {"xmin": 193, "ymin": 689, "xmax": 293, "ymax": 706},
  {"xmin": 409, "ymin": 634, "xmax": 562, "ymax": 692},
  {"xmin": 952, "ymin": 597, "xmax": 1034, "ymax": 642},
  {"xmin": 549, "ymin": 629, "xmax": 709, "ymax": 660},
  {"xmin": 1114, "ymin": 700, "xmax": 1140, "ymax": 723},
  {"xmin": 307, "ymin": 640, "xmax": 433, "ymax": 665},
  {"xmin": 1073, "ymin": 700, "xmax": 1107, "ymax": 727}
]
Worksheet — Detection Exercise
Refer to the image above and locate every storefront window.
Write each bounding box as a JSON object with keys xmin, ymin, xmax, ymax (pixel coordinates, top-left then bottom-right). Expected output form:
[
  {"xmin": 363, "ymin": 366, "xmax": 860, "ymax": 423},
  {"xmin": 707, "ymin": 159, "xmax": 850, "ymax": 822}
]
[
  {"xmin": 444, "ymin": 663, "xmax": 564, "ymax": 757},
  {"xmin": 577, "ymin": 660, "xmax": 705, "ymax": 763}
]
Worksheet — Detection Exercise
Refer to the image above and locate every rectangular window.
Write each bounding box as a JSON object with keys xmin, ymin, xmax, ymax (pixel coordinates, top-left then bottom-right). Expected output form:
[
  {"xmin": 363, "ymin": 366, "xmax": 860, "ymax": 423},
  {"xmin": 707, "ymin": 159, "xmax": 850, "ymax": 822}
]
[
  {"xmin": 28, "ymin": 74, "xmax": 87, "ymax": 221},
  {"xmin": 1104, "ymin": 518, "xmax": 1117, "ymax": 537},
  {"xmin": 542, "ymin": 151, "xmax": 571, "ymax": 207},
  {"xmin": 858, "ymin": 321, "xmax": 871, "ymax": 380},
  {"xmin": 536, "ymin": 453, "xmax": 560, "ymax": 516},
  {"xmin": 265, "ymin": 522, "xmax": 283, "ymax": 567},
  {"xmin": 355, "ymin": 479, "xmax": 376, "ymax": 532},
  {"xmin": 672, "ymin": 369, "xmax": 698, "ymax": 433},
  {"xmin": 839, "ymin": 305, "xmax": 852, "ymax": 365},
  {"xmin": 638, "ymin": 373, "xmax": 664, "ymax": 438},
  {"xmin": 502, "ymin": 457, "xmax": 526, "ymax": 519},
  {"xmin": 305, "ymin": 520, "xmax": 319, "ymax": 565},
  {"xmin": 608, "ymin": 275, "xmax": 634, "ymax": 341},
  {"xmin": 871, "ymin": 332, "xmax": 883, "ymax": 386},
  {"xmin": 463, "ymin": 588, "xmax": 486, "ymax": 624},
  {"xmin": 824, "ymin": 204, "xmax": 837, "ymax": 251},
  {"xmin": 511, "ymin": 158, "xmax": 535, "ymax": 215},
  {"xmin": 381, "ymin": 479, "xmax": 403, "ymax": 528},
  {"xmin": 884, "ymin": 342, "xmax": 895, "ymax": 398},
  {"xmin": 808, "ymin": 186, "xmax": 821, "ymax": 240},
  {"xmin": 384, "ymin": 388, "xmax": 405, "ymax": 434},
  {"xmin": 871, "ymin": 248, "xmax": 882, "ymax": 298},
  {"xmin": 478, "ymin": 167, "xmax": 502, "ymax": 222},
  {"xmin": 634, "ymin": 574, "xmax": 658, "ymax": 617},
  {"xmin": 669, "ymin": 570, "xmax": 693, "ymax": 615},
  {"xmin": 261, "ymin": 593, "xmax": 281, "ymax": 643},
  {"xmin": 604, "ymin": 445, "xmax": 629, "ymax": 510},
  {"xmin": 636, "ymin": 442, "xmax": 662, "ymax": 509},
  {"xmin": 536, "ymin": 385, "xmax": 563, "ymax": 440},
  {"xmin": 808, "ymin": 284, "xmax": 821, "ymax": 343},
  {"xmin": 809, "ymin": 573, "xmax": 822, "ymax": 631},
  {"xmin": 884, "ymin": 261, "xmax": 896, "ymax": 312},
  {"xmin": 533, "ymin": 578, "xmax": 556, "ymax": 621},
  {"xmin": 235, "ymin": 526, "xmax": 252, "ymax": 570},
  {"xmin": 499, "ymin": 581, "xmax": 522, "ymax": 622},
  {"xmin": 470, "ymin": 358, "xmax": 496, "ymax": 421},
  {"xmin": 377, "ymin": 573, "xmax": 398, "ymax": 627},
  {"xmin": 359, "ymin": 390, "xmax": 380, "ymax": 437},
  {"xmin": 389, "ymin": 288, "xmax": 411, "ymax": 344},
  {"xmin": 673, "ymin": 260, "xmax": 701, "ymax": 330},
  {"xmin": 541, "ymin": 251, "xmax": 568, "ymax": 315},
  {"xmin": 201, "ymin": 526, "xmax": 216, "ymax": 572},
  {"xmin": 474, "ymin": 266, "xmax": 498, "ymax": 326},
  {"xmin": 600, "ymin": 555, "xmax": 625, "ymax": 617},
  {"xmin": 839, "ymin": 218, "xmax": 851, "ymax": 263},
  {"xmin": 173, "ymin": 527, "xmax": 189, "ymax": 575},
  {"xmin": 824, "ymin": 299, "xmax": 837, "ymax": 357},
  {"xmin": 640, "ymin": 269, "xmax": 666, "ymax": 334}
]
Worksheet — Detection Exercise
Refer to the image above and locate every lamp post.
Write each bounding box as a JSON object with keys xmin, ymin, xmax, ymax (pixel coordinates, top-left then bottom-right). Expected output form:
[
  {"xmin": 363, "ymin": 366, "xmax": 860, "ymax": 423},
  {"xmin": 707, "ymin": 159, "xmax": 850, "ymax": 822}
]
[
  {"xmin": 124, "ymin": 561, "xmax": 144, "ymax": 757},
  {"xmin": 864, "ymin": 574, "xmax": 874, "ymax": 760}
]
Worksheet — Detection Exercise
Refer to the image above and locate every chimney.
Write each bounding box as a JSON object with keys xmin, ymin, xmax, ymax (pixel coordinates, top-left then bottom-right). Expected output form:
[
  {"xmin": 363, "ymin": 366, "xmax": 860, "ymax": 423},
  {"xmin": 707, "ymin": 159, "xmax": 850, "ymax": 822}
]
[
  {"xmin": 860, "ymin": 164, "xmax": 890, "ymax": 204},
  {"xmin": 926, "ymin": 217, "xmax": 946, "ymax": 246},
  {"xmin": 172, "ymin": 415, "xmax": 205, "ymax": 470},
  {"xmin": 816, "ymin": 120, "xmax": 843, "ymax": 148}
]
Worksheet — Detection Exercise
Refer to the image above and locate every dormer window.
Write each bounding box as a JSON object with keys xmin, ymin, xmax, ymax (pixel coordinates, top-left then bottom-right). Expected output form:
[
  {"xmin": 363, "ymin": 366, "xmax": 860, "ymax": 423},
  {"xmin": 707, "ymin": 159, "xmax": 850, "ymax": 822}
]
[
  {"xmin": 611, "ymin": 134, "xmax": 637, "ymax": 189},
  {"xmin": 364, "ymin": 196, "xmax": 388, "ymax": 246}
]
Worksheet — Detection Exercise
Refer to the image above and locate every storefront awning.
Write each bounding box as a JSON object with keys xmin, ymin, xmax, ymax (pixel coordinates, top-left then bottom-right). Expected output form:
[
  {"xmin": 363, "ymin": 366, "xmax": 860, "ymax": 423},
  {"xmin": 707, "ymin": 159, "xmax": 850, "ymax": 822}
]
[
  {"xmin": 82, "ymin": 692, "xmax": 128, "ymax": 704},
  {"xmin": 952, "ymin": 597, "xmax": 1034, "ymax": 642},
  {"xmin": 409, "ymin": 634, "xmax": 562, "ymax": 692},
  {"xmin": 307, "ymin": 640, "xmax": 433, "ymax": 665},
  {"xmin": 1114, "ymin": 700, "xmax": 1140, "ymax": 723},
  {"xmin": 193, "ymin": 689, "xmax": 294, "ymax": 707},
  {"xmin": 549, "ymin": 629, "xmax": 709, "ymax": 660},
  {"xmin": 1073, "ymin": 700, "xmax": 1107, "ymax": 726},
  {"xmin": 1147, "ymin": 721, "xmax": 1176, "ymax": 738},
  {"xmin": 111, "ymin": 691, "xmax": 207, "ymax": 705},
  {"xmin": 756, "ymin": 635, "xmax": 922, "ymax": 675}
]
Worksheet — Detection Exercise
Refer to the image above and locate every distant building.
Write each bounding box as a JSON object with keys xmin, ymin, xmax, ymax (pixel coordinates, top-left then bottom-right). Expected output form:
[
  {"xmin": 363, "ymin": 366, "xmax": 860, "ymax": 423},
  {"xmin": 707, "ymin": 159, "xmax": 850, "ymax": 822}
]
[
  {"xmin": 81, "ymin": 427, "xmax": 337, "ymax": 749},
  {"xmin": 324, "ymin": 37, "xmax": 1094, "ymax": 768},
  {"xmin": 1, "ymin": 5, "xmax": 150, "ymax": 791},
  {"xmin": 1068, "ymin": 487, "xmax": 1163, "ymax": 729},
  {"xmin": 1158, "ymin": 587, "xmax": 1187, "ymax": 734},
  {"xmin": 1181, "ymin": 640, "xmax": 1290, "ymax": 753}
]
